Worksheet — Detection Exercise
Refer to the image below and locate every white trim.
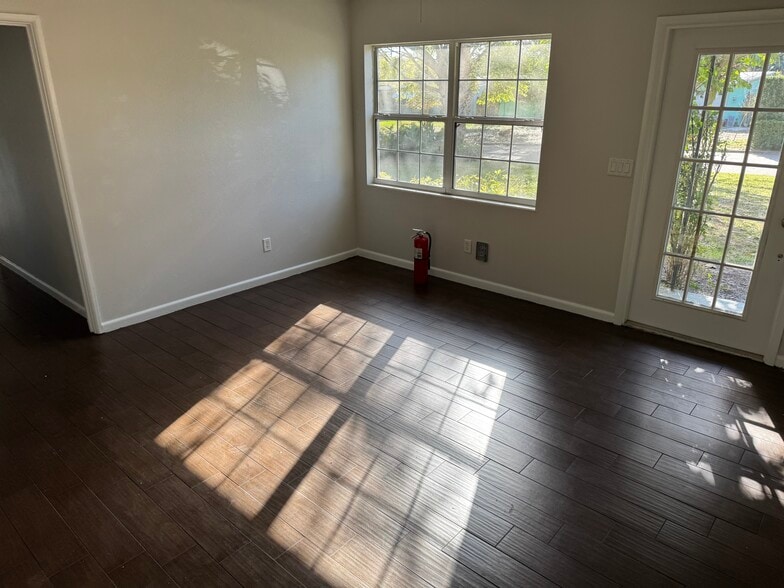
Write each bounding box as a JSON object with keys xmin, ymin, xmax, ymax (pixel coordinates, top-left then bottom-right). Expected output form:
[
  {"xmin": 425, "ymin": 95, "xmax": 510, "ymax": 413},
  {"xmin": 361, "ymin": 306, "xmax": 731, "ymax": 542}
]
[
  {"xmin": 0, "ymin": 13, "xmax": 102, "ymax": 333},
  {"xmin": 0, "ymin": 255, "xmax": 86, "ymax": 316},
  {"xmin": 100, "ymin": 249, "xmax": 358, "ymax": 333},
  {"xmin": 357, "ymin": 248, "xmax": 614, "ymax": 323},
  {"xmin": 776, "ymin": 354, "xmax": 784, "ymax": 369},
  {"xmin": 614, "ymin": 8, "xmax": 784, "ymax": 366}
]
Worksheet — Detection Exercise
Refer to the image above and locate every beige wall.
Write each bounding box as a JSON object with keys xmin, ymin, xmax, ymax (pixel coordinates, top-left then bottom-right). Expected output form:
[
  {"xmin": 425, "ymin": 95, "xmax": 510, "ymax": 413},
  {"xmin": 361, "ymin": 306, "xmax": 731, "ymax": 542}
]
[
  {"xmin": 0, "ymin": 0, "xmax": 355, "ymax": 327},
  {"xmin": 0, "ymin": 25, "xmax": 83, "ymax": 307},
  {"xmin": 349, "ymin": 0, "xmax": 784, "ymax": 359}
]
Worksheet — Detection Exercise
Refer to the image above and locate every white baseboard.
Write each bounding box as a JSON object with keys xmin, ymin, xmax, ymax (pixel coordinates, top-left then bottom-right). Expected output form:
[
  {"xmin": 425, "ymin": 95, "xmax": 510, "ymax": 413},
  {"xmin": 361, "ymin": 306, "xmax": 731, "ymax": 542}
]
[
  {"xmin": 0, "ymin": 255, "xmax": 86, "ymax": 316},
  {"xmin": 356, "ymin": 248, "xmax": 614, "ymax": 323},
  {"xmin": 99, "ymin": 249, "xmax": 358, "ymax": 333}
]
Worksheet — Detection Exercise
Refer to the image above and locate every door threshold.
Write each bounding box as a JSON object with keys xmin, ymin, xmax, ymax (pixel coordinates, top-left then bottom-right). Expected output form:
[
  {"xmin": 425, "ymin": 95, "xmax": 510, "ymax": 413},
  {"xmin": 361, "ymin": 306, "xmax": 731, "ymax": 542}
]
[{"xmin": 624, "ymin": 320, "xmax": 764, "ymax": 364}]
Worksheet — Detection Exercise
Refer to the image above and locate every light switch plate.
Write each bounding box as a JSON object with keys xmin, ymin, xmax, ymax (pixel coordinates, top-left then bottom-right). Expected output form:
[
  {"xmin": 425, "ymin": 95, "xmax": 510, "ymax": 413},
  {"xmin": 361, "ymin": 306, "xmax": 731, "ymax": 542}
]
[{"xmin": 608, "ymin": 158, "xmax": 634, "ymax": 177}]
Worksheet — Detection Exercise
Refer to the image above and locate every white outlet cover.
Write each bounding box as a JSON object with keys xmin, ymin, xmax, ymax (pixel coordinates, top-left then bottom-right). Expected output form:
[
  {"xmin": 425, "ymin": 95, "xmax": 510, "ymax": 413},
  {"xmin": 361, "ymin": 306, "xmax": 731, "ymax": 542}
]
[
  {"xmin": 262, "ymin": 237, "xmax": 272, "ymax": 252},
  {"xmin": 608, "ymin": 157, "xmax": 634, "ymax": 177},
  {"xmin": 464, "ymin": 239, "xmax": 472, "ymax": 253}
]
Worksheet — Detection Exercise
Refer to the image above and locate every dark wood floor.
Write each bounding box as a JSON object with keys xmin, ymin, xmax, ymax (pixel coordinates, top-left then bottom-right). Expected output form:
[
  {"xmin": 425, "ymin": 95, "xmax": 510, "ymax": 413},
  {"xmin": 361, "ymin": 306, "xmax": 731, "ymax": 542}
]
[{"xmin": 1, "ymin": 258, "xmax": 783, "ymax": 587}]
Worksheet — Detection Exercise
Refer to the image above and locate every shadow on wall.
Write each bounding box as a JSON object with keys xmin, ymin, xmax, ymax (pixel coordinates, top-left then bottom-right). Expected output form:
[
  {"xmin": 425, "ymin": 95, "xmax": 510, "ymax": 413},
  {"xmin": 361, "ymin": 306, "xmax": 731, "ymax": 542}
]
[{"xmin": 200, "ymin": 39, "xmax": 289, "ymax": 106}]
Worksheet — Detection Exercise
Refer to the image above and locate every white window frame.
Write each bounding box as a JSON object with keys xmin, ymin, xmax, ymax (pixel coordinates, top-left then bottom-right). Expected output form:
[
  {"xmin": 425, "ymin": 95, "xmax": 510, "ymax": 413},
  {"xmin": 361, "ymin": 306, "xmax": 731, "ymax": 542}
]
[{"xmin": 369, "ymin": 34, "xmax": 552, "ymax": 209}]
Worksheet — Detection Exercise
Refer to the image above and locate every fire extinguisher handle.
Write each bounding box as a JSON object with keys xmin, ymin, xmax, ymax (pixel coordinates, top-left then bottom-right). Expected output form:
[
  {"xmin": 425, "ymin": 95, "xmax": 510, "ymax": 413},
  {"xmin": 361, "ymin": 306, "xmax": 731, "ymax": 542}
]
[{"xmin": 425, "ymin": 232, "xmax": 432, "ymax": 269}]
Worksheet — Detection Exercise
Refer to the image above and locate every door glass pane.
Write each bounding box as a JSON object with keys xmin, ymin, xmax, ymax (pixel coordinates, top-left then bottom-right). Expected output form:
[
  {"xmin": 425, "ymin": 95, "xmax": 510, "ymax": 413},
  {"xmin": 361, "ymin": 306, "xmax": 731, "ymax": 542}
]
[
  {"xmin": 760, "ymin": 53, "xmax": 784, "ymax": 108},
  {"xmin": 736, "ymin": 166, "xmax": 775, "ymax": 219},
  {"xmin": 686, "ymin": 261, "xmax": 720, "ymax": 308},
  {"xmin": 749, "ymin": 112, "xmax": 784, "ymax": 166},
  {"xmin": 715, "ymin": 267, "xmax": 753, "ymax": 315},
  {"xmin": 657, "ymin": 255, "xmax": 690, "ymax": 301},
  {"xmin": 715, "ymin": 110, "xmax": 749, "ymax": 163},
  {"xmin": 683, "ymin": 109, "xmax": 719, "ymax": 160},
  {"xmin": 692, "ymin": 54, "xmax": 730, "ymax": 107},
  {"xmin": 665, "ymin": 210, "xmax": 699, "ymax": 257},
  {"xmin": 704, "ymin": 164, "xmax": 741, "ymax": 213},
  {"xmin": 673, "ymin": 161, "xmax": 708, "ymax": 209},
  {"xmin": 694, "ymin": 215, "xmax": 731, "ymax": 262},
  {"xmin": 655, "ymin": 51, "xmax": 783, "ymax": 316},
  {"xmin": 725, "ymin": 219, "xmax": 764, "ymax": 268},
  {"xmin": 725, "ymin": 54, "xmax": 766, "ymax": 108}
]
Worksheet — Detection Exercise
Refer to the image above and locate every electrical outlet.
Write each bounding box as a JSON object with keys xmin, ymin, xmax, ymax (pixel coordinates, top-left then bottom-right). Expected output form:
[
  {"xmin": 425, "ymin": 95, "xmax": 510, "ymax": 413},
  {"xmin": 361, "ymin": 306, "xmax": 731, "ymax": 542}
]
[
  {"xmin": 463, "ymin": 239, "xmax": 472, "ymax": 254},
  {"xmin": 262, "ymin": 237, "xmax": 272, "ymax": 252},
  {"xmin": 476, "ymin": 241, "xmax": 489, "ymax": 262},
  {"xmin": 607, "ymin": 157, "xmax": 634, "ymax": 177}
]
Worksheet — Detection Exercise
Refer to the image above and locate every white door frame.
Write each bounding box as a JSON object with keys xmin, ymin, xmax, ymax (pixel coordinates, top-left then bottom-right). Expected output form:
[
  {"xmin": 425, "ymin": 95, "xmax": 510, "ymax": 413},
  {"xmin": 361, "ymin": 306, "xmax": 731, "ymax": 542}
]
[
  {"xmin": 614, "ymin": 8, "xmax": 784, "ymax": 367},
  {"xmin": 0, "ymin": 12, "xmax": 101, "ymax": 332}
]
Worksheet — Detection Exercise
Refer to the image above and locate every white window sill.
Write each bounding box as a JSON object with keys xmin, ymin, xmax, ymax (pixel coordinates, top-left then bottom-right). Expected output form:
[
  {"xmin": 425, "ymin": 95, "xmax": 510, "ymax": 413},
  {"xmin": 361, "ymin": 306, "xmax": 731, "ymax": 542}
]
[{"xmin": 367, "ymin": 182, "xmax": 537, "ymax": 211}]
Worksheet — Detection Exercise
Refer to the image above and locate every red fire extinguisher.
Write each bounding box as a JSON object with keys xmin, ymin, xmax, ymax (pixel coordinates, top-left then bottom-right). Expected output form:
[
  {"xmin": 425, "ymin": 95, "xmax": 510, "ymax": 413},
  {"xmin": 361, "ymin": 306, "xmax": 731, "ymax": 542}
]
[{"xmin": 412, "ymin": 228, "xmax": 431, "ymax": 287}]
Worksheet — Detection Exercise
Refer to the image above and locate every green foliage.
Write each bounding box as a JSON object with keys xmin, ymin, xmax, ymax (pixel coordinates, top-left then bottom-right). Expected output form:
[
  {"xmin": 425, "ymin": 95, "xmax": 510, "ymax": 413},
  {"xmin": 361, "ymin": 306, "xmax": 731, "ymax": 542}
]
[
  {"xmin": 455, "ymin": 165, "xmax": 537, "ymax": 198},
  {"xmin": 750, "ymin": 116, "xmax": 784, "ymax": 150}
]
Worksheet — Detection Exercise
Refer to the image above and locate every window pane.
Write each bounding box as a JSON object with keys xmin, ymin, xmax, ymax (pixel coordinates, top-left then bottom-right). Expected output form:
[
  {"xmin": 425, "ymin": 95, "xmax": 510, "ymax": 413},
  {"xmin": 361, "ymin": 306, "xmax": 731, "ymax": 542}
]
[
  {"xmin": 673, "ymin": 161, "xmax": 708, "ymax": 209},
  {"xmin": 378, "ymin": 82, "xmax": 399, "ymax": 114},
  {"xmin": 736, "ymin": 166, "xmax": 775, "ymax": 219},
  {"xmin": 725, "ymin": 53, "xmax": 765, "ymax": 108},
  {"xmin": 398, "ymin": 121, "xmax": 421, "ymax": 152},
  {"xmin": 377, "ymin": 150, "xmax": 398, "ymax": 181},
  {"xmin": 399, "ymin": 152, "xmax": 420, "ymax": 184},
  {"xmin": 657, "ymin": 256, "xmax": 690, "ymax": 301},
  {"xmin": 455, "ymin": 123, "xmax": 482, "ymax": 158},
  {"xmin": 423, "ymin": 80, "xmax": 448, "ymax": 116},
  {"xmin": 725, "ymin": 219, "xmax": 764, "ymax": 268},
  {"xmin": 458, "ymin": 80, "xmax": 487, "ymax": 116},
  {"xmin": 511, "ymin": 126, "xmax": 543, "ymax": 163},
  {"xmin": 715, "ymin": 110, "xmax": 749, "ymax": 163},
  {"xmin": 421, "ymin": 122, "xmax": 445, "ymax": 155},
  {"xmin": 460, "ymin": 42, "xmax": 489, "ymax": 79},
  {"xmin": 420, "ymin": 155, "xmax": 444, "ymax": 187},
  {"xmin": 508, "ymin": 162, "xmax": 538, "ymax": 199},
  {"xmin": 519, "ymin": 40, "xmax": 550, "ymax": 79},
  {"xmin": 424, "ymin": 44, "xmax": 449, "ymax": 80},
  {"xmin": 686, "ymin": 261, "xmax": 719, "ymax": 307},
  {"xmin": 665, "ymin": 209, "xmax": 699, "ymax": 257},
  {"xmin": 481, "ymin": 125, "xmax": 512, "ymax": 160},
  {"xmin": 400, "ymin": 81, "xmax": 423, "ymax": 115},
  {"xmin": 377, "ymin": 120, "xmax": 398, "ymax": 150},
  {"xmin": 488, "ymin": 40, "xmax": 520, "ymax": 78},
  {"xmin": 692, "ymin": 54, "xmax": 729, "ymax": 107},
  {"xmin": 454, "ymin": 157, "xmax": 480, "ymax": 191},
  {"xmin": 377, "ymin": 47, "xmax": 399, "ymax": 81},
  {"xmin": 486, "ymin": 81, "xmax": 517, "ymax": 118},
  {"xmin": 760, "ymin": 53, "xmax": 784, "ymax": 108},
  {"xmin": 683, "ymin": 109, "xmax": 719, "ymax": 159},
  {"xmin": 400, "ymin": 46, "xmax": 424, "ymax": 80},
  {"xmin": 516, "ymin": 80, "xmax": 547, "ymax": 120},
  {"xmin": 704, "ymin": 164, "xmax": 741, "ymax": 214},
  {"xmin": 480, "ymin": 159, "xmax": 509, "ymax": 195},
  {"xmin": 749, "ymin": 112, "xmax": 784, "ymax": 166},
  {"xmin": 694, "ymin": 214, "xmax": 730, "ymax": 262},
  {"xmin": 715, "ymin": 267, "xmax": 752, "ymax": 315}
]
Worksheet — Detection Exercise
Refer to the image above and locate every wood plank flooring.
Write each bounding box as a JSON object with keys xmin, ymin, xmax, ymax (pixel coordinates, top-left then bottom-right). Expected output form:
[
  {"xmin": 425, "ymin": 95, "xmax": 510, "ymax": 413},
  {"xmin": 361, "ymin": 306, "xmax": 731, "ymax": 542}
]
[{"xmin": 1, "ymin": 257, "xmax": 784, "ymax": 587}]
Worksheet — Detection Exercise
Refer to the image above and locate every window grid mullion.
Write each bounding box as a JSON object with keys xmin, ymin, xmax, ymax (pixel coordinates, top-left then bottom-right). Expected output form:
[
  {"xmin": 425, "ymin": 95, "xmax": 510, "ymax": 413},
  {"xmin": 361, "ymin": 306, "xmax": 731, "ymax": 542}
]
[{"xmin": 442, "ymin": 41, "xmax": 459, "ymax": 193}]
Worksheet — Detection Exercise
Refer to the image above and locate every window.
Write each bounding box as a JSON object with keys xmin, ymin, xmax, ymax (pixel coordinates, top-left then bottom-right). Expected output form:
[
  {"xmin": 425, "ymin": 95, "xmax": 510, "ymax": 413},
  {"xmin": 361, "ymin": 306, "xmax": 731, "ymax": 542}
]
[{"xmin": 372, "ymin": 35, "xmax": 552, "ymax": 207}]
